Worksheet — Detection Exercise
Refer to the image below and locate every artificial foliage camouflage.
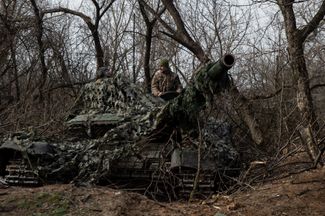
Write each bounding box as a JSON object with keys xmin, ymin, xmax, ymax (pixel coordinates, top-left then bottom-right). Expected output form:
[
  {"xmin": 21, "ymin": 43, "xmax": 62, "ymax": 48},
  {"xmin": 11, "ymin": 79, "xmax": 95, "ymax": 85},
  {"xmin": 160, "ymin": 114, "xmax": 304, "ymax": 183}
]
[
  {"xmin": 155, "ymin": 55, "xmax": 233, "ymax": 130},
  {"xmin": 68, "ymin": 73, "xmax": 164, "ymax": 140},
  {"xmin": 0, "ymin": 55, "xmax": 239, "ymax": 198}
]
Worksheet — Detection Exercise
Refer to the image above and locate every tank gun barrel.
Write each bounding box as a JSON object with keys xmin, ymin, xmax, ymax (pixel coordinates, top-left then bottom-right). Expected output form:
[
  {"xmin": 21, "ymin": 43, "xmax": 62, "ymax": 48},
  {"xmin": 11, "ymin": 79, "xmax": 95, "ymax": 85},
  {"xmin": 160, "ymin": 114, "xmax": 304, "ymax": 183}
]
[
  {"xmin": 194, "ymin": 54, "xmax": 235, "ymax": 93},
  {"xmin": 206, "ymin": 54, "xmax": 235, "ymax": 80}
]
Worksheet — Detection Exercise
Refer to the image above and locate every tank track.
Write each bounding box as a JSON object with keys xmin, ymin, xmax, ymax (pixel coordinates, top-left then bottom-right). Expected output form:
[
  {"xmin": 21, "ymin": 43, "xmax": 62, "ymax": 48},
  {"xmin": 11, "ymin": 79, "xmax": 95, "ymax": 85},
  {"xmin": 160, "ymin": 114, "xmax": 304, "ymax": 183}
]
[
  {"xmin": 4, "ymin": 159, "xmax": 40, "ymax": 186},
  {"xmin": 108, "ymin": 154, "xmax": 216, "ymax": 200},
  {"xmin": 174, "ymin": 172, "xmax": 215, "ymax": 198}
]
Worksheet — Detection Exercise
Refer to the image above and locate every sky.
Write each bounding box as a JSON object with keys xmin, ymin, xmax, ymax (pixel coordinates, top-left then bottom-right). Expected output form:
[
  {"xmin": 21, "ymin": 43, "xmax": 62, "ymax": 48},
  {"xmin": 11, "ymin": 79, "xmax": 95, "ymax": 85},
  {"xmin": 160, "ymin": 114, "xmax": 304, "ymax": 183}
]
[
  {"xmin": 49, "ymin": 0, "xmax": 273, "ymax": 27},
  {"xmin": 50, "ymin": 0, "xmax": 83, "ymax": 9}
]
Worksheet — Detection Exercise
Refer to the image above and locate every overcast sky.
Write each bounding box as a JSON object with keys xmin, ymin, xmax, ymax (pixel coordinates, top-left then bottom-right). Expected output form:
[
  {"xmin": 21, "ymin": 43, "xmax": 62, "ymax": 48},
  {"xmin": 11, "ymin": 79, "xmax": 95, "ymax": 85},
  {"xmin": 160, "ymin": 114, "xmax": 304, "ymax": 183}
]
[
  {"xmin": 48, "ymin": 0, "xmax": 272, "ymax": 26},
  {"xmin": 50, "ymin": 0, "xmax": 83, "ymax": 9}
]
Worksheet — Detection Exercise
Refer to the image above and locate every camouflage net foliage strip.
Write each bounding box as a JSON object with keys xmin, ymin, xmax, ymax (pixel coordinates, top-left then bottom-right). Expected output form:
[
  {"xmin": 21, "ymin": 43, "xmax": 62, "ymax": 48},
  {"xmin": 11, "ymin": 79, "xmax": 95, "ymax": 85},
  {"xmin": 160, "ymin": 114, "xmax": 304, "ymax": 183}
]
[
  {"xmin": 0, "ymin": 69, "xmax": 239, "ymax": 187},
  {"xmin": 61, "ymin": 74, "xmax": 166, "ymax": 183},
  {"xmin": 69, "ymin": 74, "xmax": 165, "ymax": 139}
]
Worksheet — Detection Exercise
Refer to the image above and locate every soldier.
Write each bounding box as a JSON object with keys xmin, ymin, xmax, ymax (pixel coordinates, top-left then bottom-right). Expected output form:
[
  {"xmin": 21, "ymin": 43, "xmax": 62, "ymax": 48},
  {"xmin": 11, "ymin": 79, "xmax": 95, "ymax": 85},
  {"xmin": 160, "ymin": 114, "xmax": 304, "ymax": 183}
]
[{"xmin": 151, "ymin": 59, "xmax": 183, "ymax": 97}]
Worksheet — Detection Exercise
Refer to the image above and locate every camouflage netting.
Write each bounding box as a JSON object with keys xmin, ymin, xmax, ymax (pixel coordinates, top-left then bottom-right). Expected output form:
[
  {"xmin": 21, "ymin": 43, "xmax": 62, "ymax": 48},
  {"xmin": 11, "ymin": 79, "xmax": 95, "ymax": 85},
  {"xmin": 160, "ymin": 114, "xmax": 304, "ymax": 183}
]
[
  {"xmin": 202, "ymin": 119, "xmax": 238, "ymax": 165},
  {"xmin": 59, "ymin": 74, "xmax": 169, "ymax": 183},
  {"xmin": 69, "ymin": 74, "xmax": 166, "ymax": 140},
  {"xmin": 0, "ymin": 65, "xmax": 239, "ymax": 188},
  {"xmin": 0, "ymin": 75, "xmax": 168, "ymax": 185},
  {"xmin": 72, "ymin": 74, "xmax": 163, "ymax": 116},
  {"xmin": 0, "ymin": 135, "xmax": 139, "ymax": 184},
  {"xmin": 0, "ymin": 119, "xmax": 238, "ymax": 186}
]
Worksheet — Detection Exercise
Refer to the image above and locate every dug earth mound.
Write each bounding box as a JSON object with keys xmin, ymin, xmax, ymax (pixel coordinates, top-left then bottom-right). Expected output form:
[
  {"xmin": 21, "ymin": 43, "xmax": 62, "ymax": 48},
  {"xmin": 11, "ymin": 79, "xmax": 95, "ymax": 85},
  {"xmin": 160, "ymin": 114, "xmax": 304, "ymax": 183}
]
[{"xmin": 0, "ymin": 166, "xmax": 324, "ymax": 215}]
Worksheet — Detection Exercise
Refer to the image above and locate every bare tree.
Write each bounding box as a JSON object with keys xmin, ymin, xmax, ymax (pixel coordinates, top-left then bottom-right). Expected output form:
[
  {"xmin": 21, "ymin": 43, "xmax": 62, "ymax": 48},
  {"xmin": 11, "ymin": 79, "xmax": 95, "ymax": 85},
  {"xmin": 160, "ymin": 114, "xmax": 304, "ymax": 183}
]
[
  {"xmin": 43, "ymin": 0, "xmax": 117, "ymax": 69},
  {"xmin": 30, "ymin": 0, "xmax": 48, "ymax": 102},
  {"xmin": 102, "ymin": 0, "xmax": 135, "ymax": 74},
  {"xmin": 277, "ymin": 0, "xmax": 325, "ymax": 161},
  {"xmin": 0, "ymin": 0, "xmax": 21, "ymax": 103},
  {"xmin": 138, "ymin": 0, "xmax": 166, "ymax": 92},
  {"xmin": 141, "ymin": 0, "xmax": 264, "ymax": 145}
]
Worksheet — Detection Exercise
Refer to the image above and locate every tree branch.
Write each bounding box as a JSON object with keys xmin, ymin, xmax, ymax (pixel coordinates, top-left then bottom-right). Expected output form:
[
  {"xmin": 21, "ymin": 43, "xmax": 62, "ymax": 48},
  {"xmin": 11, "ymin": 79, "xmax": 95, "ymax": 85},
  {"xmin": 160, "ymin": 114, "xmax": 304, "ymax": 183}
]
[
  {"xmin": 161, "ymin": 0, "xmax": 209, "ymax": 63},
  {"xmin": 42, "ymin": 7, "xmax": 94, "ymax": 29},
  {"xmin": 250, "ymin": 85, "xmax": 293, "ymax": 100},
  {"xmin": 99, "ymin": 0, "xmax": 117, "ymax": 20},
  {"xmin": 139, "ymin": 0, "xmax": 151, "ymax": 25},
  {"xmin": 249, "ymin": 82, "xmax": 325, "ymax": 100},
  {"xmin": 90, "ymin": 0, "xmax": 101, "ymax": 27},
  {"xmin": 311, "ymin": 83, "xmax": 325, "ymax": 91},
  {"xmin": 161, "ymin": 0, "xmax": 189, "ymax": 37},
  {"xmin": 138, "ymin": 0, "xmax": 175, "ymax": 33},
  {"xmin": 139, "ymin": 0, "xmax": 209, "ymax": 63},
  {"xmin": 300, "ymin": 0, "xmax": 325, "ymax": 41},
  {"xmin": 44, "ymin": 80, "xmax": 93, "ymax": 93},
  {"xmin": 42, "ymin": 6, "xmax": 105, "ymax": 68}
]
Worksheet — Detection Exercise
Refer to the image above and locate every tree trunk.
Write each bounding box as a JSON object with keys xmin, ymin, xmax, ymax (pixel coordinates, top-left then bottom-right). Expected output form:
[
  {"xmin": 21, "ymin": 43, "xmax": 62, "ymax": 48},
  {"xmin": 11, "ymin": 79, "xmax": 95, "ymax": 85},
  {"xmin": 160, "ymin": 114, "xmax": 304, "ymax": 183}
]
[
  {"xmin": 42, "ymin": 5, "xmax": 108, "ymax": 69},
  {"xmin": 298, "ymin": 126, "xmax": 319, "ymax": 162},
  {"xmin": 288, "ymin": 40, "xmax": 320, "ymax": 160},
  {"xmin": 91, "ymin": 28, "xmax": 104, "ymax": 68},
  {"xmin": 230, "ymin": 86, "xmax": 264, "ymax": 145},
  {"xmin": 290, "ymin": 43, "xmax": 318, "ymax": 129},
  {"xmin": 30, "ymin": 0, "xmax": 47, "ymax": 103},
  {"xmin": 277, "ymin": 0, "xmax": 325, "ymax": 161},
  {"xmin": 161, "ymin": 0, "xmax": 209, "ymax": 63},
  {"xmin": 143, "ymin": 26, "xmax": 154, "ymax": 93},
  {"xmin": 10, "ymin": 43, "xmax": 20, "ymax": 101},
  {"xmin": 139, "ymin": 0, "xmax": 165, "ymax": 93}
]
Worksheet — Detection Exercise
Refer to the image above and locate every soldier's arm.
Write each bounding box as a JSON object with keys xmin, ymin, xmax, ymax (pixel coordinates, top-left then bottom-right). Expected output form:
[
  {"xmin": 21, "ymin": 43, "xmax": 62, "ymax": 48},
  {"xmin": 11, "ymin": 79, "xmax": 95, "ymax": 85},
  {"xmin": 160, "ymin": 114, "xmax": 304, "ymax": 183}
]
[{"xmin": 151, "ymin": 72, "xmax": 161, "ymax": 96}]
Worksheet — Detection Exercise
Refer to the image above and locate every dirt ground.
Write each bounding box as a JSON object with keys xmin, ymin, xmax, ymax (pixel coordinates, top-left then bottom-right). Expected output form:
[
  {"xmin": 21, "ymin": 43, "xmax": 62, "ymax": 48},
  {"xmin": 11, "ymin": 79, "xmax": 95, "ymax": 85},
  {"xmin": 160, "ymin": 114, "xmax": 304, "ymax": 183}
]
[{"xmin": 0, "ymin": 166, "xmax": 324, "ymax": 216}]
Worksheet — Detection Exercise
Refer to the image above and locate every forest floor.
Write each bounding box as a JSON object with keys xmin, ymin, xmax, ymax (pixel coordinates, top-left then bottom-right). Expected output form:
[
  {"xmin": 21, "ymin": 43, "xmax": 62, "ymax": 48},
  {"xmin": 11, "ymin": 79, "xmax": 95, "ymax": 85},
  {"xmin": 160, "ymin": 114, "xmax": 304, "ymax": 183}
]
[{"xmin": 0, "ymin": 162, "xmax": 324, "ymax": 216}]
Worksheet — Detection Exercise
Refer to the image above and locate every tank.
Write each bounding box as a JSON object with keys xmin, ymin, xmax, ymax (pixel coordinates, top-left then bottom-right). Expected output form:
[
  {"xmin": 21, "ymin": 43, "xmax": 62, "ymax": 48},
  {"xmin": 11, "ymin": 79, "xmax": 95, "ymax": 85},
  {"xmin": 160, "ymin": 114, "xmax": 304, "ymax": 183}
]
[{"xmin": 0, "ymin": 54, "xmax": 239, "ymax": 200}]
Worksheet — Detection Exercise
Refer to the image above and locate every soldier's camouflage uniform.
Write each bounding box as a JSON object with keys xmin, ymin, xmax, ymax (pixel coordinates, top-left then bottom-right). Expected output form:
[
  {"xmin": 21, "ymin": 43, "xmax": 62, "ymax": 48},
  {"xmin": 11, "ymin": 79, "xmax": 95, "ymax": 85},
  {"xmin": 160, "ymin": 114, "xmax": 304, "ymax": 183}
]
[{"xmin": 151, "ymin": 70, "xmax": 183, "ymax": 97}]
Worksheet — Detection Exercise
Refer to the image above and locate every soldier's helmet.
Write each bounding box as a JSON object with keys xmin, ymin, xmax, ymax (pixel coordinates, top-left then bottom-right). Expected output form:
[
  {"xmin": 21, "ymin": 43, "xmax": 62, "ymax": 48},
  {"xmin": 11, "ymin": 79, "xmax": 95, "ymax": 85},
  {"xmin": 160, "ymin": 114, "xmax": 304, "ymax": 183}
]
[
  {"xmin": 159, "ymin": 59, "xmax": 169, "ymax": 68},
  {"xmin": 159, "ymin": 59, "xmax": 171, "ymax": 73}
]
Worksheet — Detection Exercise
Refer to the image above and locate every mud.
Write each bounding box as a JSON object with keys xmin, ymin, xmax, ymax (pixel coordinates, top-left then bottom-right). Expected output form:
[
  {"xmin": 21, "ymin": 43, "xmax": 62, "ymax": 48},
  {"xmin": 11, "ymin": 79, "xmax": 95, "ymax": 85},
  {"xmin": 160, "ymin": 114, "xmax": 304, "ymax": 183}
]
[{"xmin": 1, "ymin": 166, "xmax": 324, "ymax": 216}]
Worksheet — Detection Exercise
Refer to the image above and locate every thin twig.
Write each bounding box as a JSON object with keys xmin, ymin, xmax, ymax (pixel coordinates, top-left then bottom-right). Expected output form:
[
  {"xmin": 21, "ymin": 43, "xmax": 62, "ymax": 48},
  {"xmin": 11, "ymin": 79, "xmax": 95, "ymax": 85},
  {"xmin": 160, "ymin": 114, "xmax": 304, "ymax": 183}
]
[
  {"xmin": 313, "ymin": 146, "xmax": 325, "ymax": 168},
  {"xmin": 189, "ymin": 118, "xmax": 202, "ymax": 202}
]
